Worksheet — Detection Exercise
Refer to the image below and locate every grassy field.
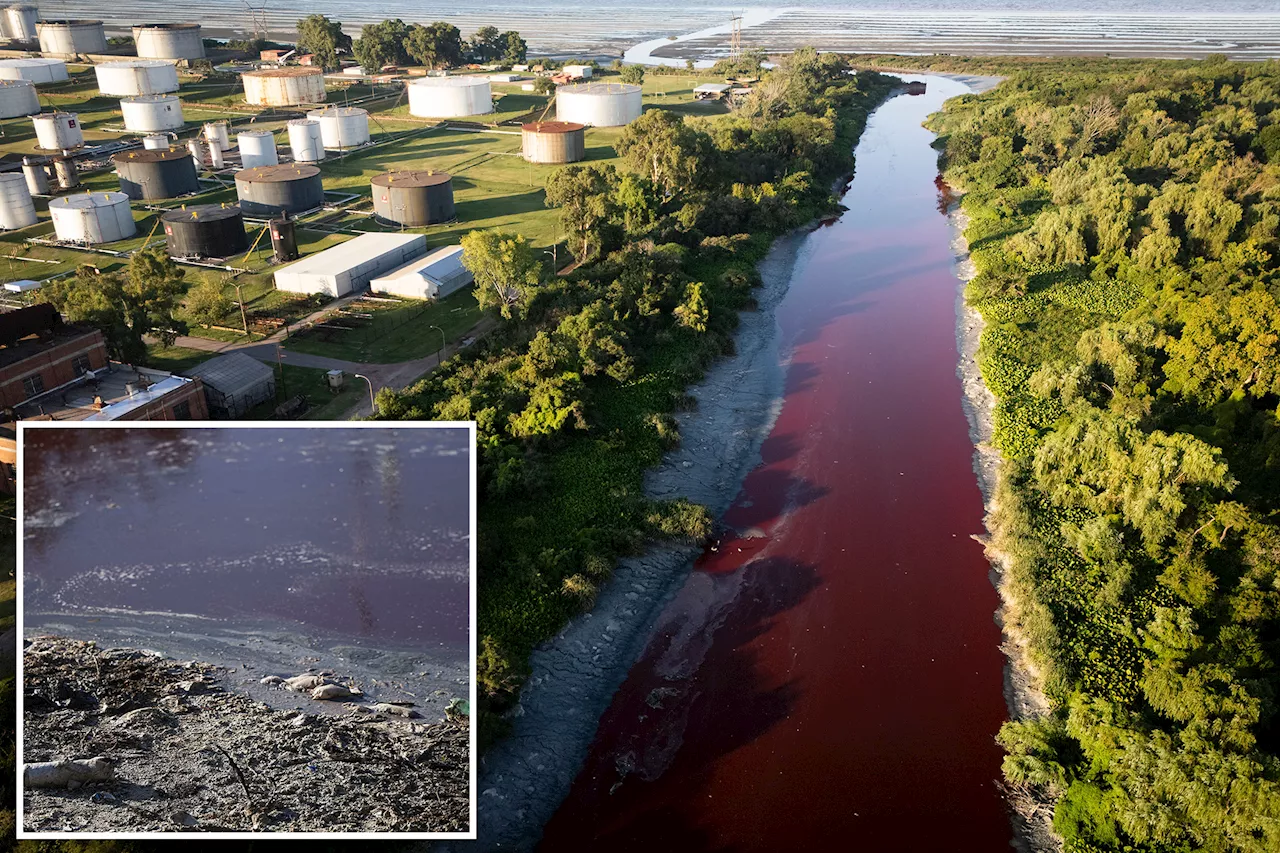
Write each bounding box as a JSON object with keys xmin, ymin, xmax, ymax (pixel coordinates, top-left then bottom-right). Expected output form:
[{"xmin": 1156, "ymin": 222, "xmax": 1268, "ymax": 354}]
[{"xmin": 285, "ymin": 288, "xmax": 483, "ymax": 362}]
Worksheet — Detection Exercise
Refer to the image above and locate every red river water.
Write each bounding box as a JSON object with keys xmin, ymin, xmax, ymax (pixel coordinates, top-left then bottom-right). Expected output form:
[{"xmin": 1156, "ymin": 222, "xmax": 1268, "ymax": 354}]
[{"xmin": 541, "ymin": 76, "xmax": 1011, "ymax": 851}]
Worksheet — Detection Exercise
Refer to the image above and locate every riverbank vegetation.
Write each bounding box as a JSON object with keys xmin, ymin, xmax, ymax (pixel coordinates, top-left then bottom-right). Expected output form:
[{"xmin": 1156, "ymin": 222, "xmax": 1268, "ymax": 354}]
[
  {"xmin": 375, "ymin": 53, "xmax": 896, "ymax": 746},
  {"xmin": 932, "ymin": 57, "xmax": 1280, "ymax": 852}
]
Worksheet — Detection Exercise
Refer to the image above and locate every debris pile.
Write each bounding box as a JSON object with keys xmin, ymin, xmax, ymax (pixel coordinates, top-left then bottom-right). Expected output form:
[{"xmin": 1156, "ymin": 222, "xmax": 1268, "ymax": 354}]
[{"xmin": 22, "ymin": 636, "xmax": 470, "ymax": 833}]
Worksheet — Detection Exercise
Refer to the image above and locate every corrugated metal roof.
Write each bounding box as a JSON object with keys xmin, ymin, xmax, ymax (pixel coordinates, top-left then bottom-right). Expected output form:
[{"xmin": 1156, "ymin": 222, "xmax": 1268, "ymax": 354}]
[
  {"xmin": 372, "ymin": 245, "xmax": 469, "ymax": 285},
  {"xmin": 275, "ymin": 233, "xmax": 426, "ymax": 277},
  {"xmin": 183, "ymin": 351, "xmax": 273, "ymax": 396}
]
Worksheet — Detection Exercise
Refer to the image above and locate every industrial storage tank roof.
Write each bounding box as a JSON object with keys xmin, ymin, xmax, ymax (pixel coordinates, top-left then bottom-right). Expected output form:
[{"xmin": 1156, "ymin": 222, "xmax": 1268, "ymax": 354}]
[
  {"xmin": 134, "ymin": 22, "xmax": 200, "ymax": 31},
  {"xmin": 37, "ymin": 18, "xmax": 101, "ymax": 24},
  {"xmin": 99, "ymin": 59, "xmax": 175, "ymax": 69},
  {"xmin": 309, "ymin": 106, "xmax": 365, "ymax": 117},
  {"xmin": 557, "ymin": 82, "xmax": 641, "ymax": 96},
  {"xmin": 237, "ymin": 164, "xmax": 321, "ymax": 182},
  {"xmin": 111, "ymin": 147, "xmax": 188, "ymax": 163},
  {"xmin": 161, "ymin": 204, "xmax": 243, "ymax": 224},
  {"xmin": 370, "ymin": 170, "xmax": 452, "ymax": 188},
  {"xmin": 50, "ymin": 191, "xmax": 132, "ymax": 209},
  {"xmin": 521, "ymin": 120, "xmax": 585, "ymax": 133},
  {"xmin": 121, "ymin": 93, "xmax": 179, "ymax": 104},
  {"xmin": 412, "ymin": 76, "xmax": 490, "ymax": 87},
  {"xmin": 244, "ymin": 67, "xmax": 322, "ymax": 78}
]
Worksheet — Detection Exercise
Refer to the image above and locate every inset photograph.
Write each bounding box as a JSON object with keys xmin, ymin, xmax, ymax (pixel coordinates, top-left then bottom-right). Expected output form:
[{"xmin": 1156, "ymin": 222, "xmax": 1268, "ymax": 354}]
[{"xmin": 17, "ymin": 423, "xmax": 475, "ymax": 838}]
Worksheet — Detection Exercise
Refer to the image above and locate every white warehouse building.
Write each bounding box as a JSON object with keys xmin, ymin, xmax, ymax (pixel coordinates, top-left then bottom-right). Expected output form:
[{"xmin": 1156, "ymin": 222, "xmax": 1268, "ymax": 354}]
[
  {"xmin": 274, "ymin": 232, "xmax": 427, "ymax": 298},
  {"xmin": 369, "ymin": 245, "xmax": 474, "ymax": 300}
]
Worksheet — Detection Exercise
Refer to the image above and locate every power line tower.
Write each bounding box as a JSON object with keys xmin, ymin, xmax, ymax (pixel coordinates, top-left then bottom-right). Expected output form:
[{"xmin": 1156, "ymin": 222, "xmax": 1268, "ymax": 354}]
[{"xmin": 729, "ymin": 15, "xmax": 743, "ymax": 60}]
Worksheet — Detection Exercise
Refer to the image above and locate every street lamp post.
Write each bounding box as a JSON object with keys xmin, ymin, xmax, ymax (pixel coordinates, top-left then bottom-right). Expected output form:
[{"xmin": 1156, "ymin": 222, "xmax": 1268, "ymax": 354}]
[
  {"xmin": 354, "ymin": 373, "xmax": 376, "ymax": 415},
  {"xmin": 429, "ymin": 324, "xmax": 445, "ymax": 358}
]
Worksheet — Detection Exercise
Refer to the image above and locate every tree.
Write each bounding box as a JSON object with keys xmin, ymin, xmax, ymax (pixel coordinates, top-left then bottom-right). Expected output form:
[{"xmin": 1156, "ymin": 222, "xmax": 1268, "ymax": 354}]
[
  {"xmin": 468, "ymin": 26, "xmax": 502, "ymax": 63},
  {"xmin": 183, "ymin": 278, "xmax": 233, "ymax": 329},
  {"xmin": 619, "ymin": 64, "xmax": 644, "ymax": 85},
  {"xmin": 673, "ymin": 281, "xmax": 709, "ymax": 332},
  {"xmin": 41, "ymin": 249, "xmax": 186, "ymax": 362},
  {"xmin": 353, "ymin": 19, "xmax": 410, "ymax": 72},
  {"xmin": 500, "ymin": 31, "xmax": 526, "ymax": 66},
  {"xmin": 533, "ymin": 76, "xmax": 555, "ymax": 96},
  {"xmin": 544, "ymin": 164, "xmax": 619, "ymax": 263},
  {"xmin": 1162, "ymin": 290, "xmax": 1280, "ymax": 403},
  {"xmin": 406, "ymin": 21, "xmax": 462, "ymax": 70},
  {"xmin": 295, "ymin": 14, "xmax": 348, "ymax": 72},
  {"xmin": 615, "ymin": 109, "xmax": 714, "ymax": 198},
  {"xmin": 460, "ymin": 230, "xmax": 543, "ymax": 319},
  {"xmin": 613, "ymin": 173, "xmax": 658, "ymax": 234}
]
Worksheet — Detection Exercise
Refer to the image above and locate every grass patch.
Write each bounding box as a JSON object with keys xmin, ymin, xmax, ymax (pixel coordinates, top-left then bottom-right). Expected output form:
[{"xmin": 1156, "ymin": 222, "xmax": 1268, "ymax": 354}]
[{"xmin": 284, "ymin": 288, "xmax": 483, "ymax": 362}]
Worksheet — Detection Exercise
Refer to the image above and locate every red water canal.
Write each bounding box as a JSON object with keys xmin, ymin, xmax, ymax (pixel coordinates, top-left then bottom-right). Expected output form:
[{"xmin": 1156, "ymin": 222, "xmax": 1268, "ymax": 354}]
[{"xmin": 541, "ymin": 77, "xmax": 1011, "ymax": 851}]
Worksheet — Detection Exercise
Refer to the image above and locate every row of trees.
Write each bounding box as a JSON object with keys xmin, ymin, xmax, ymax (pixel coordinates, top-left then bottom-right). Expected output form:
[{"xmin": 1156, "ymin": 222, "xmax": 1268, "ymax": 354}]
[
  {"xmin": 934, "ymin": 57, "xmax": 1280, "ymax": 852},
  {"xmin": 296, "ymin": 14, "xmax": 526, "ymax": 72},
  {"xmin": 374, "ymin": 49, "xmax": 896, "ymax": 746}
]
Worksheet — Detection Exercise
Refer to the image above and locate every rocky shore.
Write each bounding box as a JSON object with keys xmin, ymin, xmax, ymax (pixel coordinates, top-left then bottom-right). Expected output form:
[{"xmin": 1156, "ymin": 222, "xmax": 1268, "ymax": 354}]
[{"xmin": 22, "ymin": 636, "xmax": 470, "ymax": 834}]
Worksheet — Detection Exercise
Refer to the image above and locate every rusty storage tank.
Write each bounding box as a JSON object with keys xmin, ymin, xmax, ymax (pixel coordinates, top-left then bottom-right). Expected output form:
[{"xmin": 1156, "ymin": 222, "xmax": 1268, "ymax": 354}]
[
  {"xmin": 22, "ymin": 156, "xmax": 49, "ymax": 195},
  {"xmin": 242, "ymin": 67, "xmax": 326, "ymax": 106},
  {"xmin": 371, "ymin": 170, "xmax": 454, "ymax": 227},
  {"xmin": 162, "ymin": 204, "xmax": 248, "ymax": 258},
  {"xmin": 132, "ymin": 23, "xmax": 205, "ymax": 60},
  {"xmin": 269, "ymin": 214, "xmax": 298, "ymax": 262},
  {"xmin": 112, "ymin": 147, "xmax": 199, "ymax": 200},
  {"xmin": 234, "ymin": 163, "xmax": 323, "ymax": 217},
  {"xmin": 521, "ymin": 120, "xmax": 585, "ymax": 164}
]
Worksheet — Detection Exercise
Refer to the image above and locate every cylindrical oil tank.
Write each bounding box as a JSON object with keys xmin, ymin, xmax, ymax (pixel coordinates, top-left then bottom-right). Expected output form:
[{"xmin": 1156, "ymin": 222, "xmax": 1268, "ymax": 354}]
[
  {"xmin": 203, "ymin": 121, "xmax": 230, "ymax": 149},
  {"xmin": 22, "ymin": 157, "xmax": 49, "ymax": 195},
  {"xmin": 208, "ymin": 139, "xmax": 224, "ymax": 169},
  {"xmin": 521, "ymin": 121, "xmax": 586, "ymax": 164},
  {"xmin": 306, "ymin": 106, "xmax": 369, "ymax": 150},
  {"xmin": 49, "ymin": 192, "xmax": 136, "ymax": 243},
  {"xmin": 287, "ymin": 119, "xmax": 323, "ymax": 163},
  {"xmin": 2, "ymin": 5, "xmax": 37, "ymax": 41},
  {"xmin": 556, "ymin": 81, "xmax": 643, "ymax": 127},
  {"xmin": 54, "ymin": 156, "xmax": 79, "ymax": 190},
  {"xmin": 94, "ymin": 60, "xmax": 179, "ymax": 97},
  {"xmin": 162, "ymin": 204, "xmax": 248, "ymax": 258},
  {"xmin": 407, "ymin": 77, "xmax": 492, "ymax": 118},
  {"xmin": 0, "ymin": 172, "xmax": 36, "ymax": 229},
  {"xmin": 235, "ymin": 164, "xmax": 324, "ymax": 217},
  {"xmin": 270, "ymin": 215, "xmax": 298, "ymax": 262},
  {"xmin": 120, "ymin": 94, "xmax": 184, "ymax": 132},
  {"xmin": 33, "ymin": 113, "xmax": 83, "ymax": 150},
  {"xmin": 0, "ymin": 79, "xmax": 38, "ymax": 118},
  {"xmin": 237, "ymin": 130, "xmax": 277, "ymax": 169},
  {"xmin": 187, "ymin": 138, "xmax": 205, "ymax": 167},
  {"xmin": 132, "ymin": 23, "xmax": 205, "ymax": 60},
  {"xmin": 0, "ymin": 58, "xmax": 69, "ymax": 84},
  {"xmin": 242, "ymin": 67, "xmax": 326, "ymax": 107},
  {"xmin": 371, "ymin": 170, "xmax": 455, "ymax": 226},
  {"xmin": 37, "ymin": 20, "xmax": 108, "ymax": 56},
  {"xmin": 143, "ymin": 133, "xmax": 169, "ymax": 150},
  {"xmin": 112, "ymin": 147, "xmax": 199, "ymax": 200}
]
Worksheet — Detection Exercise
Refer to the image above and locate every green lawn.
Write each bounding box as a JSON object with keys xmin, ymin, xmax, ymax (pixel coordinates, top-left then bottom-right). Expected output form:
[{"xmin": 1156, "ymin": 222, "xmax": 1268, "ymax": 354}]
[
  {"xmin": 241, "ymin": 362, "xmax": 364, "ymax": 420},
  {"xmin": 284, "ymin": 288, "xmax": 482, "ymax": 362},
  {"xmin": 142, "ymin": 344, "xmax": 219, "ymax": 373}
]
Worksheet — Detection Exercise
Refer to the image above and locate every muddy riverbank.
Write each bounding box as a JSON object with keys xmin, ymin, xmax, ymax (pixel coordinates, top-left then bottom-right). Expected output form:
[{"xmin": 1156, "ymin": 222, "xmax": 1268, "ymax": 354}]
[{"xmin": 22, "ymin": 636, "xmax": 469, "ymax": 834}]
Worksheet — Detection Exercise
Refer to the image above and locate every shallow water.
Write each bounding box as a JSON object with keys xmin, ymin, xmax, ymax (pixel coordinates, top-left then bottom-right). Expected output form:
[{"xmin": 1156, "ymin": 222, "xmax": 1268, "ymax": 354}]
[
  {"xmin": 23, "ymin": 426, "xmax": 471, "ymax": 652},
  {"xmin": 541, "ymin": 76, "xmax": 1010, "ymax": 849}
]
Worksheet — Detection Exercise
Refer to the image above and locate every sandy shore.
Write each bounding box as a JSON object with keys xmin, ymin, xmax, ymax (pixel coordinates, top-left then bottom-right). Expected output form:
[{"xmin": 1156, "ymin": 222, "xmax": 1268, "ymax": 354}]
[
  {"xmin": 948, "ymin": 199, "xmax": 1060, "ymax": 852},
  {"xmin": 22, "ymin": 636, "xmax": 469, "ymax": 833},
  {"xmin": 463, "ymin": 228, "xmax": 811, "ymax": 850}
]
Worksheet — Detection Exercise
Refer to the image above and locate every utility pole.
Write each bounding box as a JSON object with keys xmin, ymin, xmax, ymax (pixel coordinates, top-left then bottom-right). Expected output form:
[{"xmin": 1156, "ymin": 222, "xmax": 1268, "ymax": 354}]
[
  {"xmin": 730, "ymin": 14, "xmax": 743, "ymax": 60},
  {"xmin": 276, "ymin": 344, "xmax": 287, "ymax": 397},
  {"xmin": 355, "ymin": 372, "xmax": 376, "ymax": 414},
  {"xmin": 233, "ymin": 281, "xmax": 249, "ymax": 336},
  {"xmin": 429, "ymin": 324, "xmax": 445, "ymax": 359}
]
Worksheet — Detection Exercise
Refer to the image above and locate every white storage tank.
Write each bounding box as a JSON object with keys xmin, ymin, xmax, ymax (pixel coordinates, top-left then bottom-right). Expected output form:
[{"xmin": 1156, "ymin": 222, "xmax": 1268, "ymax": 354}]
[
  {"xmin": 306, "ymin": 107, "xmax": 370, "ymax": 150},
  {"xmin": 132, "ymin": 23, "xmax": 205, "ymax": 60},
  {"xmin": 49, "ymin": 192, "xmax": 137, "ymax": 244},
  {"xmin": 407, "ymin": 77, "xmax": 492, "ymax": 118},
  {"xmin": 287, "ymin": 119, "xmax": 324, "ymax": 163},
  {"xmin": 0, "ymin": 172, "xmax": 37, "ymax": 230},
  {"xmin": 37, "ymin": 20, "xmax": 108, "ymax": 56},
  {"xmin": 143, "ymin": 133, "xmax": 170, "ymax": 150},
  {"xmin": 556, "ymin": 81, "xmax": 643, "ymax": 127},
  {"xmin": 95, "ymin": 60, "xmax": 180, "ymax": 97},
  {"xmin": 2, "ymin": 5, "xmax": 37, "ymax": 42},
  {"xmin": 237, "ymin": 130, "xmax": 277, "ymax": 169},
  {"xmin": 241, "ymin": 67, "xmax": 326, "ymax": 106},
  {"xmin": 120, "ymin": 94, "xmax": 184, "ymax": 132},
  {"xmin": 0, "ymin": 58, "xmax": 69, "ymax": 84},
  {"xmin": 203, "ymin": 121, "xmax": 230, "ymax": 149},
  {"xmin": 22, "ymin": 157, "xmax": 49, "ymax": 195},
  {"xmin": 0, "ymin": 78, "xmax": 38, "ymax": 118},
  {"xmin": 33, "ymin": 112, "xmax": 84, "ymax": 150}
]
